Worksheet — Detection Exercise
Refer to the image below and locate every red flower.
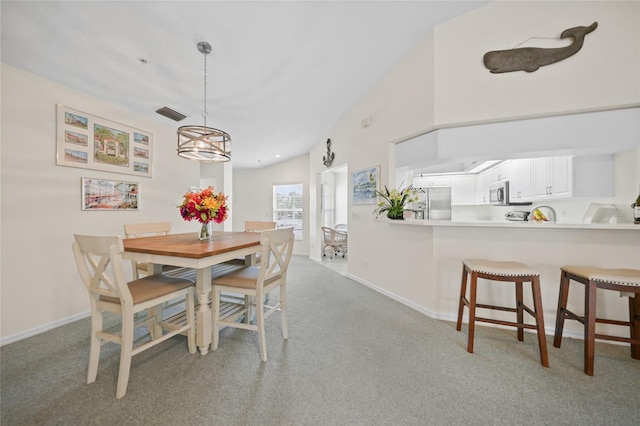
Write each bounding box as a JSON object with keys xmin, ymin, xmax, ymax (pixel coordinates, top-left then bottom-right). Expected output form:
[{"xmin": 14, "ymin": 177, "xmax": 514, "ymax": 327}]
[{"xmin": 177, "ymin": 187, "xmax": 228, "ymax": 224}]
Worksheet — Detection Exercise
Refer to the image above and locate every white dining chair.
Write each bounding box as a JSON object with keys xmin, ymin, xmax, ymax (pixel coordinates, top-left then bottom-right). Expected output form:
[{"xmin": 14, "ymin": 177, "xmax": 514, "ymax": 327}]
[
  {"xmin": 124, "ymin": 222, "xmax": 175, "ymax": 279},
  {"xmin": 211, "ymin": 227, "xmax": 294, "ymax": 361},
  {"xmin": 244, "ymin": 220, "xmax": 277, "ymax": 233},
  {"xmin": 242, "ymin": 220, "xmax": 278, "ymax": 303},
  {"xmin": 72, "ymin": 234, "xmax": 196, "ymax": 399}
]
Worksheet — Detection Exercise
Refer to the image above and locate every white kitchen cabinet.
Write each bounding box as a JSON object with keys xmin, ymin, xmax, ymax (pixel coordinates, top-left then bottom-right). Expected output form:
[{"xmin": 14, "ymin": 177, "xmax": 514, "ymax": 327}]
[
  {"xmin": 533, "ymin": 157, "xmax": 571, "ymax": 199},
  {"xmin": 476, "ymin": 171, "xmax": 491, "ymax": 204},
  {"xmin": 413, "ymin": 175, "xmax": 451, "ymax": 188},
  {"xmin": 509, "ymin": 158, "xmax": 534, "ymax": 202},
  {"xmin": 481, "ymin": 162, "xmax": 508, "ymax": 184},
  {"xmin": 450, "ymin": 174, "xmax": 476, "ymax": 205}
]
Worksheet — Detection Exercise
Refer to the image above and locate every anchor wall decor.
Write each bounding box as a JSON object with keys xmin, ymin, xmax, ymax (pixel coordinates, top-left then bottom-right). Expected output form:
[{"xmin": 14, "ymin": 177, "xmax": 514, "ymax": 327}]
[
  {"xmin": 483, "ymin": 22, "xmax": 598, "ymax": 73},
  {"xmin": 323, "ymin": 138, "xmax": 335, "ymax": 168}
]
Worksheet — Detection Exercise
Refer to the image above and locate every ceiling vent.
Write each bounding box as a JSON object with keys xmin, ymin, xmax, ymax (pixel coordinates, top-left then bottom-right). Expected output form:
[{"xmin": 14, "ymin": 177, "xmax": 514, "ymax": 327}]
[{"xmin": 155, "ymin": 106, "xmax": 188, "ymax": 122}]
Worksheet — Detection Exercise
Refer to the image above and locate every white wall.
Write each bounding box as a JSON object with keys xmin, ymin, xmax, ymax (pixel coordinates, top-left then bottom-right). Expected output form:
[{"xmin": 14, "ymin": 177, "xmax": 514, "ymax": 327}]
[
  {"xmin": 434, "ymin": 1, "xmax": 640, "ymax": 124},
  {"xmin": 3, "ymin": 1, "xmax": 639, "ymax": 344},
  {"xmin": 334, "ymin": 170, "xmax": 348, "ymax": 226},
  {"xmin": 200, "ymin": 161, "xmax": 233, "ymax": 231},
  {"xmin": 233, "ymin": 154, "xmax": 310, "ymax": 256},
  {"xmin": 306, "ymin": 1, "xmax": 640, "ymax": 327},
  {"xmin": 0, "ymin": 64, "xmax": 200, "ymax": 343}
]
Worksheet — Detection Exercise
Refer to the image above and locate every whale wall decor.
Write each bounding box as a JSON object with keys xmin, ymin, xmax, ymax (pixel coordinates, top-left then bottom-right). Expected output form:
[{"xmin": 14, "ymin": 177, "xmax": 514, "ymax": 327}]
[{"xmin": 483, "ymin": 22, "xmax": 598, "ymax": 73}]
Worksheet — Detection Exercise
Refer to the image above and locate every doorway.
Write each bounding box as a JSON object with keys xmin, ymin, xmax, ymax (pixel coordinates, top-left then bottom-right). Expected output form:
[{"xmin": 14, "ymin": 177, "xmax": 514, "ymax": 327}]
[{"xmin": 320, "ymin": 165, "xmax": 348, "ymax": 228}]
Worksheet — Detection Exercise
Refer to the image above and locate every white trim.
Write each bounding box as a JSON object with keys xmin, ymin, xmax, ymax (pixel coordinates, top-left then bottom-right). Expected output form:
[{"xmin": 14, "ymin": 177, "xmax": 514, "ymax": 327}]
[
  {"xmin": 345, "ymin": 272, "xmax": 621, "ymax": 345},
  {"xmin": 0, "ymin": 310, "xmax": 90, "ymax": 347},
  {"xmin": 345, "ymin": 272, "xmax": 438, "ymax": 318}
]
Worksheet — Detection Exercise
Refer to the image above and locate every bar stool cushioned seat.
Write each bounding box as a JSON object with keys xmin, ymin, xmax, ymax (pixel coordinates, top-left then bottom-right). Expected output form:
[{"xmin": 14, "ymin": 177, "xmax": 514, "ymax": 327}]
[
  {"xmin": 553, "ymin": 265, "xmax": 640, "ymax": 375},
  {"xmin": 456, "ymin": 259, "xmax": 549, "ymax": 367}
]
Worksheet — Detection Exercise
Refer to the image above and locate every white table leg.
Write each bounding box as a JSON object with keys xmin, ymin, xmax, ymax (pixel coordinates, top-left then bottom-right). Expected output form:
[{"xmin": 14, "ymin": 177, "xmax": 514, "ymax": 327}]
[
  {"xmin": 149, "ymin": 263, "xmax": 163, "ymax": 338},
  {"xmin": 196, "ymin": 266, "xmax": 212, "ymax": 355}
]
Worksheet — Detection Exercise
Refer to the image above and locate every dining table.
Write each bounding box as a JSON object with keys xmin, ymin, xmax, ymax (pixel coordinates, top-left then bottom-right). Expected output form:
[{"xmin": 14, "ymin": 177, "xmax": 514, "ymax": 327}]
[{"xmin": 122, "ymin": 231, "xmax": 261, "ymax": 355}]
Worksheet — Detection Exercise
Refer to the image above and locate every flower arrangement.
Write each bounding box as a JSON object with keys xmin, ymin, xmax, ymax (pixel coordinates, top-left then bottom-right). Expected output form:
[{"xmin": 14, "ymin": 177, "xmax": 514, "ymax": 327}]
[
  {"xmin": 373, "ymin": 184, "xmax": 419, "ymax": 219},
  {"xmin": 178, "ymin": 186, "xmax": 228, "ymax": 224}
]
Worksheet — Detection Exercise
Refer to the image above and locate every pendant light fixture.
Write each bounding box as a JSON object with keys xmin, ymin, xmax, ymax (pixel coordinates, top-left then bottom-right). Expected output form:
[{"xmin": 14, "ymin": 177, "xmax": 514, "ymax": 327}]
[{"xmin": 177, "ymin": 41, "xmax": 231, "ymax": 162}]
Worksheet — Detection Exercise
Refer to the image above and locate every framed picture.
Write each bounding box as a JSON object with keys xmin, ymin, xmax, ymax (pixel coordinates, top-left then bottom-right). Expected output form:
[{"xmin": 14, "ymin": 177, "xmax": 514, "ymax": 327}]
[
  {"xmin": 56, "ymin": 105, "xmax": 153, "ymax": 177},
  {"xmin": 352, "ymin": 165, "xmax": 380, "ymax": 205},
  {"xmin": 81, "ymin": 177, "xmax": 139, "ymax": 211}
]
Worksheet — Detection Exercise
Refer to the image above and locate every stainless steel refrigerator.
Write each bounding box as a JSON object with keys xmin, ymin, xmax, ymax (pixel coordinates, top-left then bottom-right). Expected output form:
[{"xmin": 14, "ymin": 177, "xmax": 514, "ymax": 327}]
[{"xmin": 414, "ymin": 187, "xmax": 452, "ymax": 220}]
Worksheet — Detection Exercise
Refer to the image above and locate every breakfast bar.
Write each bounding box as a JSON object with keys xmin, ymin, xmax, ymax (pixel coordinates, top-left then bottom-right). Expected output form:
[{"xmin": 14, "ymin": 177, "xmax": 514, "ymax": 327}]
[{"xmin": 369, "ymin": 218, "xmax": 639, "ymax": 342}]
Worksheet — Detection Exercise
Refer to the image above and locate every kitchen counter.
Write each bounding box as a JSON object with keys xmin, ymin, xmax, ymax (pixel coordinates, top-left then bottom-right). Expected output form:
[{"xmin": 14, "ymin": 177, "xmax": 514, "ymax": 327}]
[
  {"xmin": 380, "ymin": 218, "xmax": 639, "ymax": 230},
  {"xmin": 364, "ymin": 216, "xmax": 638, "ymax": 342}
]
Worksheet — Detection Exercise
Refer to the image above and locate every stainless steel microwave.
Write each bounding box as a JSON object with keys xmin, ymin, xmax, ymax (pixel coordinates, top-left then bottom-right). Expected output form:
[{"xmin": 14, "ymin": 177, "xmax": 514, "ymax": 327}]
[{"xmin": 489, "ymin": 181, "xmax": 509, "ymax": 205}]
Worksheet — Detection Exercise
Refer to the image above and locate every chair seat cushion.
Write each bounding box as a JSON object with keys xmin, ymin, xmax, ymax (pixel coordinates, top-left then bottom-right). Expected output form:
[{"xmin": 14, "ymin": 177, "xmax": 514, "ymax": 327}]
[
  {"xmin": 212, "ymin": 266, "xmax": 279, "ymax": 289},
  {"xmin": 100, "ymin": 275, "xmax": 194, "ymax": 305},
  {"xmin": 561, "ymin": 265, "xmax": 640, "ymax": 286},
  {"xmin": 463, "ymin": 259, "xmax": 539, "ymax": 277}
]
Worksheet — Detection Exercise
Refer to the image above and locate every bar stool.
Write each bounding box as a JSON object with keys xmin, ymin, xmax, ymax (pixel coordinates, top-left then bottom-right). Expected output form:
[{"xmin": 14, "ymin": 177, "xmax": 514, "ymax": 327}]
[
  {"xmin": 456, "ymin": 259, "xmax": 549, "ymax": 367},
  {"xmin": 553, "ymin": 266, "xmax": 640, "ymax": 375}
]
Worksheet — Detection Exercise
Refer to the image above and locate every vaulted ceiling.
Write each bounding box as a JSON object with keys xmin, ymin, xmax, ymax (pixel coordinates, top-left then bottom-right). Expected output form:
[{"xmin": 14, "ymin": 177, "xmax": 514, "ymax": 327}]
[{"xmin": 1, "ymin": 1, "xmax": 486, "ymax": 169}]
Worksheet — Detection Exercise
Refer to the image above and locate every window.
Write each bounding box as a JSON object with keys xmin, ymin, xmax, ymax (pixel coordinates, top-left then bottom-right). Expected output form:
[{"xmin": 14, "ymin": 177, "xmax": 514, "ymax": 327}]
[{"xmin": 273, "ymin": 183, "xmax": 303, "ymax": 240}]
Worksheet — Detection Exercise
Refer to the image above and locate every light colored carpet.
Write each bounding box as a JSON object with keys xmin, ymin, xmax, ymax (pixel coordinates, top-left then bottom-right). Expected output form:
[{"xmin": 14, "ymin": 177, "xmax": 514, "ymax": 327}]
[{"xmin": 1, "ymin": 255, "xmax": 639, "ymax": 425}]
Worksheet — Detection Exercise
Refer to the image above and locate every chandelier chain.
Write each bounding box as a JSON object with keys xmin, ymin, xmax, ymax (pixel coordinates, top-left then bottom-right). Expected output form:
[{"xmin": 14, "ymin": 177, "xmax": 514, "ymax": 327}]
[{"xmin": 203, "ymin": 50, "xmax": 207, "ymax": 129}]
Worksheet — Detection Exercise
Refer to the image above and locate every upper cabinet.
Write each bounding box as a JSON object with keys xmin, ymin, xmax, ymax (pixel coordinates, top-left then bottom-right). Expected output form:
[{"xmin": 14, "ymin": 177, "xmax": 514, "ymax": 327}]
[
  {"xmin": 508, "ymin": 159, "xmax": 534, "ymax": 202},
  {"xmin": 454, "ymin": 154, "xmax": 614, "ymax": 205},
  {"xmin": 532, "ymin": 157, "xmax": 572, "ymax": 199},
  {"xmin": 413, "ymin": 175, "xmax": 451, "ymax": 188},
  {"xmin": 450, "ymin": 175, "xmax": 476, "ymax": 205}
]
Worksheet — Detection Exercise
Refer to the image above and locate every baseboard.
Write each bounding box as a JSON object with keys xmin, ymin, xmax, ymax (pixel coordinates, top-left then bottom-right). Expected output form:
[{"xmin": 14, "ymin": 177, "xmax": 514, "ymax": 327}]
[
  {"xmin": 0, "ymin": 310, "xmax": 90, "ymax": 347},
  {"xmin": 345, "ymin": 272, "xmax": 439, "ymax": 318},
  {"xmin": 344, "ymin": 272, "xmax": 623, "ymax": 345}
]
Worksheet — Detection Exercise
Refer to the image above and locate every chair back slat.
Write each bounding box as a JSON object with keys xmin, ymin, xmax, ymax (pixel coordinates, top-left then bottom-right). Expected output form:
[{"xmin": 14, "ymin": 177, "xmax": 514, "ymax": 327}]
[
  {"xmin": 245, "ymin": 221, "xmax": 276, "ymax": 232},
  {"xmin": 124, "ymin": 222, "xmax": 173, "ymax": 278},
  {"xmin": 124, "ymin": 222, "xmax": 171, "ymax": 238},
  {"xmin": 73, "ymin": 234, "xmax": 131, "ymax": 305},
  {"xmin": 258, "ymin": 228, "xmax": 294, "ymax": 284}
]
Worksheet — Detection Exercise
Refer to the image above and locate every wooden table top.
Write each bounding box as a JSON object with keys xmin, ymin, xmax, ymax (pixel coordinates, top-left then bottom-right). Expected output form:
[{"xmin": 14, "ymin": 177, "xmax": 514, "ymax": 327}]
[{"xmin": 123, "ymin": 231, "xmax": 261, "ymax": 259}]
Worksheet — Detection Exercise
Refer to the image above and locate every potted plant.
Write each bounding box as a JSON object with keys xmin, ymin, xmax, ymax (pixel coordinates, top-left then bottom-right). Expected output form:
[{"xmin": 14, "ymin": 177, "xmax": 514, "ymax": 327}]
[{"xmin": 373, "ymin": 184, "xmax": 419, "ymax": 220}]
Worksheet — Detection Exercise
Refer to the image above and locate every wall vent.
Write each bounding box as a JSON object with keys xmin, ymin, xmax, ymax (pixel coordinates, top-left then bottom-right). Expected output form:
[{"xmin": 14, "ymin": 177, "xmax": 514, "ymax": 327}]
[{"xmin": 155, "ymin": 106, "xmax": 188, "ymax": 122}]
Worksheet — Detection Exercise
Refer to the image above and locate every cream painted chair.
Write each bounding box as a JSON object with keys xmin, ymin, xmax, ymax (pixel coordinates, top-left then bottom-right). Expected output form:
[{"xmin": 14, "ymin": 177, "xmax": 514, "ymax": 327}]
[
  {"xmin": 124, "ymin": 222, "xmax": 196, "ymax": 337},
  {"xmin": 245, "ymin": 221, "xmax": 277, "ymax": 233},
  {"xmin": 243, "ymin": 221, "xmax": 277, "ymax": 267},
  {"xmin": 242, "ymin": 221, "xmax": 278, "ymax": 304},
  {"xmin": 124, "ymin": 222, "xmax": 175, "ymax": 279},
  {"xmin": 72, "ymin": 234, "xmax": 196, "ymax": 399},
  {"xmin": 211, "ymin": 227, "xmax": 294, "ymax": 361}
]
